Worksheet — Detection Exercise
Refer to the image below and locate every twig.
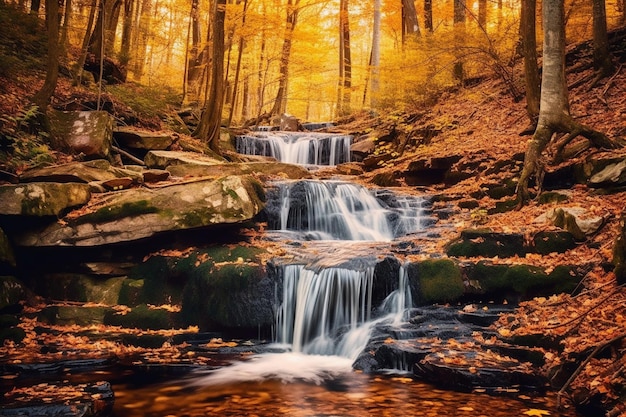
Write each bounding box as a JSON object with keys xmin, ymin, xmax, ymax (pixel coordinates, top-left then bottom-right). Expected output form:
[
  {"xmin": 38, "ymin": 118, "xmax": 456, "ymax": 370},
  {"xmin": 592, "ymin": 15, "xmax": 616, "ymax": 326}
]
[
  {"xmin": 602, "ymin": 64, "xmax": 623, "ymax": 96},
  {"xmin": 557, "ymin": 332, "xmax": 626, "ymax": 407},
  {"xmin": 547, "ymin": 285, "xmax": 625, "ymax": 329},
  {"xmin": 111, "ymin": 145, "xmax": 145, "ymax": 166}
]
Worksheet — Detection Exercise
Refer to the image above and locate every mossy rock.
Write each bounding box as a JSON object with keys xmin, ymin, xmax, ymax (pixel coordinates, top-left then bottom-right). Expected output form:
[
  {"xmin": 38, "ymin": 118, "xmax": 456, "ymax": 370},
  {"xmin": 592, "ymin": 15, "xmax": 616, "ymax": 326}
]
[
  {"xmin": 538, "ymin": 191, "xmax": 569, "ymax": 205},
  {"xmin": 0, "ymin": 326, "xmax": 25, "ymax": 343},
  {"xmin": 104, "ymin": 304, "xmax": 180, "ymax": 330},
  {"xmin": 38, "ymin": 305, "xmax": 112, "ymax": 326},
  {"xmin": 446, "ymin": 229, "xmax": 526, "ymax": 258},
  {"xmin": 118, "ymin": 279, "xmax": 145, "ymax": 306},
  {"xmin": 484, "ymin": 178, "xmax": 517, "ymax": 199},
  {"xmin": 489, "ymin": 199, "xmax": 519, "ymax": 214},
  {"xmin": 0, "ymin": 276, "xmax": 26, "ymax": 312},
  {"xmin": 29, "ymin": 274, "xmax": 124, "ymax": 305},
  {"xmin": 467, "ymin": 262, "xmax": 582, "ymax": 300},
  {"xmin": 407, "ymin": 259, "xmax": 464, "ymax": 305},
  {"xmin": 532, "ymin": 231, "xmax": 577, "ymax": 255}
]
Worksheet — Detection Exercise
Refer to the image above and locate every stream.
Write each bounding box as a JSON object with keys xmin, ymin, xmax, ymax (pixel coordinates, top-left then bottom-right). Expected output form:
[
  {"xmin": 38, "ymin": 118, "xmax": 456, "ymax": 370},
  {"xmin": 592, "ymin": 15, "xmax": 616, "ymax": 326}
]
[{"xmin": 106, "ymin": 132, "xmax": 580, "ymax": 415}]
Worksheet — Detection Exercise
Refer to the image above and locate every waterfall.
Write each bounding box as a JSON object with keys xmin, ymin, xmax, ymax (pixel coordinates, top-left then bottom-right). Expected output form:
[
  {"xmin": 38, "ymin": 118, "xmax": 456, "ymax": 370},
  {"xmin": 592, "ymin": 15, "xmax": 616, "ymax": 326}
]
[
  {"xmin": 235, "ymin": 132, "xmax": 351, "ymax": 166},
  {"xmin": 267, "ymin": 180, "xmax": 426, "ymax": 241},
  {"xmin": 275, "ymin": 264, "xmax": 413, "ymax": 361}
]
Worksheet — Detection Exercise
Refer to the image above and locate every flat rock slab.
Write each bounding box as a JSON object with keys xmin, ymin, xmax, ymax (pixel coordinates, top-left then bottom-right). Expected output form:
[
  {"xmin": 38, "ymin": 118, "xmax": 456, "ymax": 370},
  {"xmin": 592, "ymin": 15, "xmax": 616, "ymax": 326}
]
[
  {"xmin": 113, "ymin": 128, "xmax": 173, "ymax": 150},
  {"xmin": 145, "ymin": 150, "xmax": 225, "ymax": 169},
  {"xmin": 14, "ymin": 175, "xmax": 263, "ymax": 246},
  {"xmin": 166, "ymin": 161, "xmax": 312, "ymax": 180},
  {"xmin": 0, "ymin": 182, "xmax": 91, "ymax": 216},
  {"xmin": 19, "ymin": 160, "xmax": 143, "ymax": 184}
]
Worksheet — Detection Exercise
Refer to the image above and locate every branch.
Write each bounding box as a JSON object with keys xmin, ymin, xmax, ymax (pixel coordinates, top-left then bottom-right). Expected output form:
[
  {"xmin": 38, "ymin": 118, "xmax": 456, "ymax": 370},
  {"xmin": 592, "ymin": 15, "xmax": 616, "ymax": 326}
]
[
  {"xmin": 547, "ymin": 285, "xmax": 625, "ymax": 329},
  {"xmin": 111, "ymin": 145, "xmax": 145, "ymax": 166}
]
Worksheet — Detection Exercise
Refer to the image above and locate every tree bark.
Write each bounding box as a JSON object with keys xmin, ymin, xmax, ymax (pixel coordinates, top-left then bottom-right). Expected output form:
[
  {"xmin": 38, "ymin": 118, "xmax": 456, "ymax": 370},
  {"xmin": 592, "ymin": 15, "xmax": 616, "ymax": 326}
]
[
  {"xmin": 73, "ymin": 0, "xmax": 97, "ymax": 85},
  {"xmin": 592, "ymin": 0, "xmax": 613, "ymax": 78},
  {"xmin": 453, "ymin": 0, "xmax": 466, "ymax": 82},
  {"xmin": 192, "ymin": 0, "xmax": 226, "ymax": 154},
  {"xmin": 270, "ymin": 0, "xmax": 300, "ymax": 117},
  {"xmin": 228, "ymin": 0, "xmax": 249, "ymax": 126},
  {"xmin": 401, "ymin": 0, "xmax": 420, "ymax": 42},
  {"xmin": 32, "ymin": 0, "xmax": 60, "ymax": 110},
  {"xmin": 337, "ymin": 0, "xmax": 352, "ymax": 117},
  {"xmin": 424, "ymin": 0, "xmax": 433, "ymax": 32},
  {"xmin": 516, "ymin": 0, "xmax": 621, "ymax": 206},
  {"xmin": 370, "ymin": 0, "xmax": 381, "ymax": 109},
  {"xmin": 119, "ymin": 0, "xmax": 133, "ymax": 65},
  {"xmin": 520, "ymin": 0, "xmax": 540, "ymax": 124}
]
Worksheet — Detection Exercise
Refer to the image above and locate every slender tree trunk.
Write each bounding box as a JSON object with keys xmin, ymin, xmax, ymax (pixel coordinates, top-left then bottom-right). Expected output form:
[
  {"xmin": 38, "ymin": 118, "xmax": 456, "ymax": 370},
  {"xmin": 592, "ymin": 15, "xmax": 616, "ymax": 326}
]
[
  {"xmin": 104, "ymin": 0, "xmax": 122, "ymax": 56},
  {"xmin": 73, "ymin": 0, "xmax": 97, "ymax": 85},
  {"xmin": 337, "ymin": 0, "xmax": 351, "ymax": 117},
  {"xmin": 30, "ymin": 0, "xmax": 40, "ymax": 14},
  {"xmin": 33, "ymin": 0, "xmax": 60, "ymax": 109},
  {"xmin": 478, "ymin": 0, "xmax": 487, "ymax": 27},
  {"xmin": 453, "ymin": 0, "xmax": 465, "ymax": 82},
  {"xmin": 370, "ymin": 0, "xmax": 381, "ymax": 109},
  {"xmin": 132, "ymin": 0, "xmax": 151, "ymax": 80},
  {"xmin": 119, "ymin": 0, "xmax": 133, "ymax": 65},
  {"xmin": 59, "ymin": 0, "xmax": 72, "ymax": 59},
  {"xmin": 270, "ymin": 0, "xmax": 300, "ymax": 116},
  {"xmin": 592, "ymin": 0, "xmax": 613, "ymax": 77},
  {"xmin": 516, "ymin": 0, "xmax": 620, "ymax": 206},
  {"xmin": 228, "ymin": 0, "xmax": 249, "ymax": 126},
  {"xmin": 521, "ymin": 0, "xmax": 540, "ymax": 124},
  {"xmin": 424, "ymin": 0, "xmax": 433, "ymax": 32},
  {"xmin": 192, "ymin": 0, "xmax": 226, "ymax": 154}
]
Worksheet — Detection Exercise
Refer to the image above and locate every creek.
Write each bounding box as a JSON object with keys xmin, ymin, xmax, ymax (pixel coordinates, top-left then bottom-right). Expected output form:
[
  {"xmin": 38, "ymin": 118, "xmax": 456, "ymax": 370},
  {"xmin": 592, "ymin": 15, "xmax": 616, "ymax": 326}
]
[{"xmin": 108, "ymin": 131, "xmax": 578, "ymax": 416}]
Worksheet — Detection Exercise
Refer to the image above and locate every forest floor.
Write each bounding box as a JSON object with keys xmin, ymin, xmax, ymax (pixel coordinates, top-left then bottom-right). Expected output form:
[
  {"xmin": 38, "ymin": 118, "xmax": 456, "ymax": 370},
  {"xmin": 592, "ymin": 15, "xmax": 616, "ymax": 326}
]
[{"xmin": 1, "ymin": 26, "xmax": 626, "ymax": 417}]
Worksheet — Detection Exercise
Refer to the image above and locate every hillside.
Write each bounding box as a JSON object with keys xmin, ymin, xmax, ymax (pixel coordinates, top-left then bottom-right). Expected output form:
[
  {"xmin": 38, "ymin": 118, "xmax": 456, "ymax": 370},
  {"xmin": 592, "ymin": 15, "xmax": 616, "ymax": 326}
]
[{"xmin": 1, "ymin": 6, "xmax": 626, "ymax": 415}]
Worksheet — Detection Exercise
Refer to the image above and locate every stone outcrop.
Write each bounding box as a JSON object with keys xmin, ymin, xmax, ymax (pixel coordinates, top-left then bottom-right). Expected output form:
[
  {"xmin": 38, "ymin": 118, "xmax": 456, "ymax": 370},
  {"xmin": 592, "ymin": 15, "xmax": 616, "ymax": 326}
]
[
  {"xmin": 13, "ymin": 175, "xmax": 264, "ymax": 246},
  {"xmin": 48, "ymin": 110, "xmax": 113, "ymax": 158},
  {"xmin": 0, "ymin": 182, "xmax": 91, "ymax": 216},
  {"xmin": 113, "ymin": 128, "xmax": 173, "ymax": 150}
]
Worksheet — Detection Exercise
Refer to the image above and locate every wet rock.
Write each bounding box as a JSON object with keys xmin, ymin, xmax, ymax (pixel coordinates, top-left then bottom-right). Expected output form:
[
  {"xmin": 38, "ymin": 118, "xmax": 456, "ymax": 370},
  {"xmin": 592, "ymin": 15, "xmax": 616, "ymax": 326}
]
[
  {"xmin": 14, "ymin": 175, "xmax": 264, "ymax": 246},
  {"xmin": 104, "ymin": 304, "xmax": 181, "ymax": 330},
  {"xmin": 446, "ymin": 228, "xmax": 527, "ymax": 258},
  {"xmin": 48, "ymin": 110, "xmax": 113, "ymax": 158},
  {"xmin": 28, "ymin": 274, "xmax": 125, "ymax": 304},
  {"xmin": 38, "ymin": 305, "xmax": 112, "ymax": 326},
  {"xmin": 350, "ymin": 137, "xmax": 376, "ymax": 160},
  {"xmin": 145, "ymin": 150, "xmax": 225, "ymax": 169},
  {"xmin": 113, "ymin": 127, "xmax": 173, "ymax": 150},
  {"xmin": 0, "ymin": 182, "xmax": 91, "ymax": 216},
  {"xmin": 532, "ymin": 230, "xmax": 577, "ymax": 254},
  {"xmin": 406, "ymin": 259, "xmax": 464, "ymax": 305}
]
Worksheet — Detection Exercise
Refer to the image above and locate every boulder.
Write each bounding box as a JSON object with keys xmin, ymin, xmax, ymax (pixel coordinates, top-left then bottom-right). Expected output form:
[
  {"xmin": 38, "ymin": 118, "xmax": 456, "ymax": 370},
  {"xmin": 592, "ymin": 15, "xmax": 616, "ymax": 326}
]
[
  {"xmin": 48, "ymin": 110, "xmax": 113, "ymax": 157},
  {"xmin": 14, "ymin": 175, "xmax": 264, "ymax": 246},
  {"xmin": 406, "ymin": 259, "xmax": 464, "ymax": 305},
  {"xmin": 0, "ymin": 182, "xmax": 91, "ymax": 216},
  {"xmin": 144, "ymin": 150, "xmax": 225, "ymax": 169},
  {"xmin": 113, "ymin": 127, "xmax": 173, "ymax": 150},
  {"xmin": 350, "ymin": 136, "xmax": 376, "ymax": 159},
  {"xmin": 535, "ymin": 207, "xmax": 605, "ymax": 240},
  {"xmin": 280, "ymin": 114, "xmax": 300, "ymax": 131},
  {"xmin": 589, "ymin": 158, "xmax": 626, "ymax": 187},
  {"xmin": 165, "ymin": 161, "xmax": 312, "ymax": 180},
  {"xmin": 446, "ymin": 228, "xmax": 526, "ymax": 258},
  {"xmin": 19, "ymin": 159, "xmax": 144, "ymax": 184},
  {"xmin": 28, "ymin": 274, "xmax": 125, "ymax": 305}
]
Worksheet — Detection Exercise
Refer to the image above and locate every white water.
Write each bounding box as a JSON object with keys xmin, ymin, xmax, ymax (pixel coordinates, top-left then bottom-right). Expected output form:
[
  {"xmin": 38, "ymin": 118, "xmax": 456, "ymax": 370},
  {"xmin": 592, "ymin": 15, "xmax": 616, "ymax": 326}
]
[
  {"xmin": 271, "ymin": 180, "xmax": 425, "ymax": 241},
  {"xmin": 235, "ymin": 132, "xmax": 351, "ymax": 166}
]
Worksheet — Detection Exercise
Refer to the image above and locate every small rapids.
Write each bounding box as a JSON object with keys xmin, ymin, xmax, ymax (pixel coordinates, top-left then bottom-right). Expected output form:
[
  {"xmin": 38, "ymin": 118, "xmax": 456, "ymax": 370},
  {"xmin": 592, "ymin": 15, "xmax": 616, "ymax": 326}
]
[{"xmin": 235, "ymin": 131, "xmax": 352, "ymax": 166}]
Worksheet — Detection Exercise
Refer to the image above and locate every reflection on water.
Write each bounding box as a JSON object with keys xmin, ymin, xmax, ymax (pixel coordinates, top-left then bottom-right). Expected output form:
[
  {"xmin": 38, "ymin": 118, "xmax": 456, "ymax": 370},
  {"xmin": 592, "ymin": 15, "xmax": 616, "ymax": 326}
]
[{"xmin": 112, "ymin": 353, "xmax": 579, "ymax": 417}]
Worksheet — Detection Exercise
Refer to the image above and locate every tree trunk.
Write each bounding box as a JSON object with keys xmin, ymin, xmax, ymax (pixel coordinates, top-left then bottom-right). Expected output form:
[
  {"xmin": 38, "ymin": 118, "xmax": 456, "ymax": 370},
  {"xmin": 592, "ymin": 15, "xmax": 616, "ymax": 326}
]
[
  {"xmin": 516, "ymin": 0, "xmax": 621, "ymax": 206},
  {"xmin": 478, "ymin": 0, "xmax": 487, "ymax": 28},
  {"xmin": 424, "ymin": 0, "xmax": 433, "ymax": 32},
  {"xmin": 73, "ymin": 0, "xmax": 97, "ymax": 85},
  {"xmin": 132, "ymin": 0, "xmax": 151, "ymax": 80},
  {"xmin": 192, "ymin": 0, "xmax": 226, "ymax": 154},
  {"xmin": 119, "ymin": 0, "xmax": 133, "ymax": 65},
  {"xmin": 453, "ymin": 0, "xmax": 465, "ymax": 82},
  {"xmin": 520, "ymin": 0, "xmax": 540, "ymax": 124},
  {"xmin": 269, "ymin": 0, "xmax": 300, "ymax": 117},
  {"xmin": 228, "ymin": 0, "xmax": 249, "ymax": 126},
  {"xmin": 32, "ymin": 0, "xmax": 60, "ymax": 110},
  {"xmin": 401, "ymin": 0, "xmax": 420, "ymax": 43},
  {"xmin": 337, "ymin": 0, "xmax": 352, "ymax": 117},
  {"xmin": 59, "ymin": 0, "xmax": 72, "ymax": 59},
  {"xmin": 104, "ymin": 0, "xmax": 122, "ymax": 56},
  {"xmin": 592, "ymin": 0, "xmax": 613, "ymax": 77},
  {"xmin": 370, "ymin": 0, "xmax": 381, "ymax": 109},
  {"xmin": 30, "ymin": 0, "xmax": 40, "ymax": 14}
]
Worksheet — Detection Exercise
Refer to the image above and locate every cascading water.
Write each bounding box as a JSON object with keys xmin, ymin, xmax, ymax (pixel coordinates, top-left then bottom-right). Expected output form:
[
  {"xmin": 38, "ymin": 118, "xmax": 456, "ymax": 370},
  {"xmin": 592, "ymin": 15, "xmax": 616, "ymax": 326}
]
[
  {"xmin": 235, "ymin": 132, "xmax": 352, "ymax": 166},
  {"xmin": 266, "ymin": 180, "xmax": 426, "ymax": 241}
]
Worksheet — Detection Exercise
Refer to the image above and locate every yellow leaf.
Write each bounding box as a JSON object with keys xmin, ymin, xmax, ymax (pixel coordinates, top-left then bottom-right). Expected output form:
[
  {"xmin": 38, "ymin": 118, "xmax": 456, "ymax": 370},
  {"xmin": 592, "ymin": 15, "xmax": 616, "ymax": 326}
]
[{"xmin": 523, "ymin": 409, "xmax": 550, "ymax": 416}]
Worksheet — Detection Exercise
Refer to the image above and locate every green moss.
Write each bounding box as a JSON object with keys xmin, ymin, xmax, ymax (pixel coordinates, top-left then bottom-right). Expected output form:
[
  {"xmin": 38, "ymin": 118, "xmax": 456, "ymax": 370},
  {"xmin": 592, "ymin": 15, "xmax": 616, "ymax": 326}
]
[
  {"xmin": 415, "ymin": 259, "xmax": 464, "ymax": 304},
  {"xmin": 118, "ymin": 279, "xmax": 145, "ymax": 306},
  {"xmin": 104, "ymin": 304, "xmax": 180, "ymax": 330},
  {"xmin": 538, "ymin": 191, "xmax": 569, "ymax": 205},
  {"xmin": 81, "ymin": 200, "xmax": 158, "ymax": 223}
]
